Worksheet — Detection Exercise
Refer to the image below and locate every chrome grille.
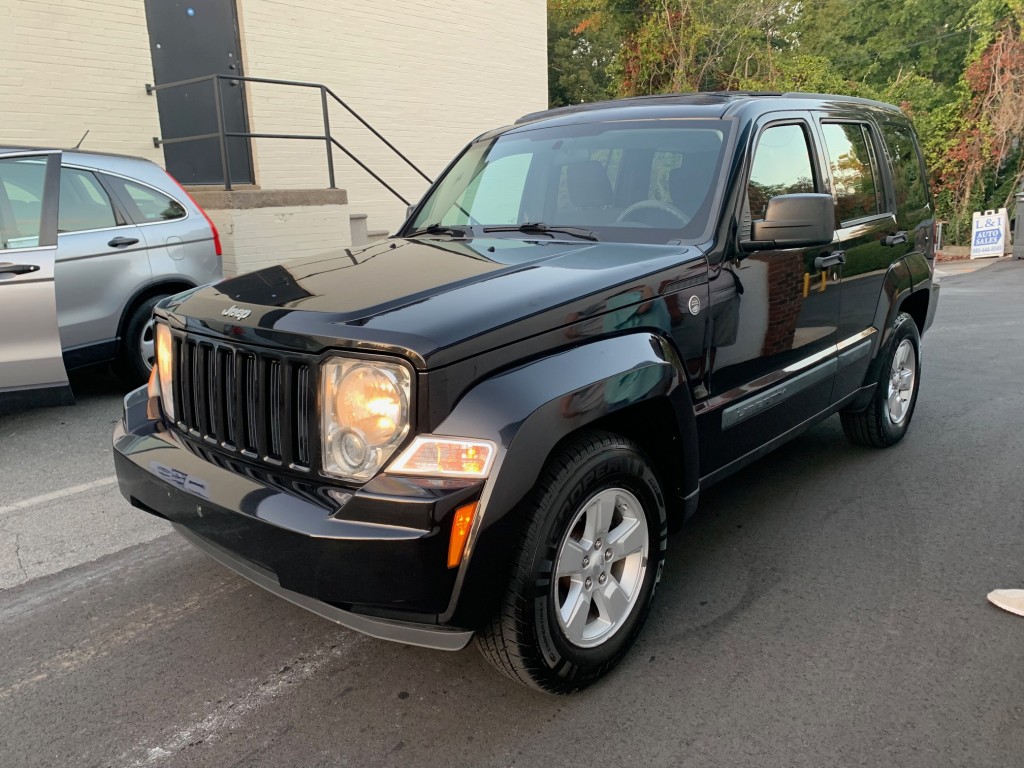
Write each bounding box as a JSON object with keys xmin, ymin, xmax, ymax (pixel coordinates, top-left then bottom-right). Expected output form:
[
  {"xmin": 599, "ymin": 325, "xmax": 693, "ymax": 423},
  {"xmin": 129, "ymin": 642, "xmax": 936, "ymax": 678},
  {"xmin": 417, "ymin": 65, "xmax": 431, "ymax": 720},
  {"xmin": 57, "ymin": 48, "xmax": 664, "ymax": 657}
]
[{"xmin": 172, "ymin": 334, "xmax": 313, "ymax": 471}]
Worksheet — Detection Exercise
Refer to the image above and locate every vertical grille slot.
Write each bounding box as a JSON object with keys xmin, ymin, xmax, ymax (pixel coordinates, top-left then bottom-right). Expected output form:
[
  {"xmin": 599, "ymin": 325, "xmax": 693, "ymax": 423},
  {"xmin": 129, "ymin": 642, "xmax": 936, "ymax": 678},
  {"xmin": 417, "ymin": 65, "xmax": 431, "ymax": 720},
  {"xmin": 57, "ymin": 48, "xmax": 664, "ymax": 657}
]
[
  {"xmin": 242, "ymin": 353, "xmax": 259, "ymax": 454},
  {"xmin": 221, "ymin": 349, "xmax": 236, "ymax": 448},
  {"xmin": 171, "ymin": 336, "xmax": 184, "ymax": 424},
  {"xmin": 178, "ymin": 337, "xmax": 196, "ymax": 431},
  {"xmin": 195, "ymin": 342, "xmax": 213, "ymax": 439},
  {"xmin": 204, "ymin": 343, "xmax": 218, "ymax": 441},
  {"xmin": 190, "ymin": 339, "xmax": 202, "ymax": 431},
  {"xmin": 267, "ymin": 359, "xmax": 283, "ymax": 461},
  {"xmin": 294, "ymin": 365, "xmax": 311, "ymax": 468}
]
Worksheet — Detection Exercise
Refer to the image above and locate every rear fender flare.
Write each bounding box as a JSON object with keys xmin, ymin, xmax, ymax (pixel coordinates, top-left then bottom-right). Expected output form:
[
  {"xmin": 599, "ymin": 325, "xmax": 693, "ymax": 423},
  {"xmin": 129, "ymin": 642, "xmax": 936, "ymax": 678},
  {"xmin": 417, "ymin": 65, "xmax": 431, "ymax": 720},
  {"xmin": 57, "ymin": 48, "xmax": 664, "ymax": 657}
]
[{"xmin": 863, "ymin": 258, "xmax": 914, "ymax": 382}]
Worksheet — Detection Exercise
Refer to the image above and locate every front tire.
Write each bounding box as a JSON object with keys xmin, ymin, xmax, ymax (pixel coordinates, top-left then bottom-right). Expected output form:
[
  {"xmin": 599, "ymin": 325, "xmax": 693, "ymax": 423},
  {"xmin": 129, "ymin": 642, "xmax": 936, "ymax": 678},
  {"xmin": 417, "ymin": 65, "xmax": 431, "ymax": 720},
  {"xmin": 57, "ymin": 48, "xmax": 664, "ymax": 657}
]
[
  {"xmin": 476, "ymin": 430, "xmax": 667, "ymax": 693},
  {"xmin": 841, "ymin": 311, "xmax": 921, "ymax": 448}
]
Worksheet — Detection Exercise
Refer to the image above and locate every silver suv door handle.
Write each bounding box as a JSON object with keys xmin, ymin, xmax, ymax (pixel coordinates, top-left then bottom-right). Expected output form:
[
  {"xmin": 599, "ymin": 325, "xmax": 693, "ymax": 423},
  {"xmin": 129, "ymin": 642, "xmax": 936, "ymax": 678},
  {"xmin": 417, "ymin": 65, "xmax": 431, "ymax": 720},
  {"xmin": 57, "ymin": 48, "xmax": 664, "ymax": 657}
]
[
  {"xmin": 108, "ymin": 237, "xmax": 139, "ymax": 248},
  {"xmin": 0, "ymin": 263, "xmax": 40, "ymax": 275}
]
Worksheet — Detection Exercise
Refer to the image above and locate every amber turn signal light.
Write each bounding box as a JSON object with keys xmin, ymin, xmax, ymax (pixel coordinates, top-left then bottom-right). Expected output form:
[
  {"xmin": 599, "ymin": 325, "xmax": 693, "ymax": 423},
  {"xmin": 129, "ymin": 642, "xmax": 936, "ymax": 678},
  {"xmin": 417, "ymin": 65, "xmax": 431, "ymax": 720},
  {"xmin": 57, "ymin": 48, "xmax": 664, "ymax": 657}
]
[{"xmin": 448, "ymin": 502, "xmax": 479, "ymax": 569}]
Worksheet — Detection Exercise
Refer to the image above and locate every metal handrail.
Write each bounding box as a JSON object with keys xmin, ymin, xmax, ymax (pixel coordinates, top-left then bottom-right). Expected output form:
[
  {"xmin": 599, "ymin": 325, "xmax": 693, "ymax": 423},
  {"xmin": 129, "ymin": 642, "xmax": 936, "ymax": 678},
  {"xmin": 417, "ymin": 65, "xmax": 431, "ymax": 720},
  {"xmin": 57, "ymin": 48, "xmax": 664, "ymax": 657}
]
[{"xmin": 146, "ymin": 74, "xmax": 432, "ymax": 202}]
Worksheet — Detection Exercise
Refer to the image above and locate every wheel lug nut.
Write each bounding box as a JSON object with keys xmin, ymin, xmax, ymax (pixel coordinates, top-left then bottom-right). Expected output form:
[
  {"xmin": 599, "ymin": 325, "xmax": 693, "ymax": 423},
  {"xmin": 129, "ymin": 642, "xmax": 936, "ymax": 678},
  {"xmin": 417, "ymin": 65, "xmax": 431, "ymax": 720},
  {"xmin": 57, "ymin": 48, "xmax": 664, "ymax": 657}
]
[
  {"xmin": 585, "ymin": 577, "xmax": 593, "ymax": 589},
  {"xmin": 594, "ymin": 539, "xmax": 602, "ymax": 550},
  {"xmin": 605, "ymin": 548, "xmax": 613, "ymax": 561},
  {"xmin": 582, "ymin": 556, "xmax": 590, "ymax": 568},
  {"xmin": 598, "ymin": 572, "xmax": 607, "ymax": 585}
]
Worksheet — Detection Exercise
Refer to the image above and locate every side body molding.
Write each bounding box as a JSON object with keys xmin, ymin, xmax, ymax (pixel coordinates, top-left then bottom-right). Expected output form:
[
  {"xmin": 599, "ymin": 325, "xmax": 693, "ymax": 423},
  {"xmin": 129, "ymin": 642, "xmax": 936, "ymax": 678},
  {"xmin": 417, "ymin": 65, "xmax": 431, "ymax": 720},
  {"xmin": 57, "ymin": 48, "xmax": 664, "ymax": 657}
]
[{"xmin": 434, "ymin": 332, "xmax": 699, "ymax": 627}]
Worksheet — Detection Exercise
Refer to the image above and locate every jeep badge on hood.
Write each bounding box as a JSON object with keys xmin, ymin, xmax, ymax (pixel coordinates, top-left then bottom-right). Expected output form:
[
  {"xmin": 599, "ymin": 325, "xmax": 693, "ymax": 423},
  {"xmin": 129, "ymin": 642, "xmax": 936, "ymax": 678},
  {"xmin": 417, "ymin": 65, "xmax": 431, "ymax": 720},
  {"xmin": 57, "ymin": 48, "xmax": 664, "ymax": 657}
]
[{"xmin": 221, "ymin": 305, "xmax": 252, "ymax": 320}]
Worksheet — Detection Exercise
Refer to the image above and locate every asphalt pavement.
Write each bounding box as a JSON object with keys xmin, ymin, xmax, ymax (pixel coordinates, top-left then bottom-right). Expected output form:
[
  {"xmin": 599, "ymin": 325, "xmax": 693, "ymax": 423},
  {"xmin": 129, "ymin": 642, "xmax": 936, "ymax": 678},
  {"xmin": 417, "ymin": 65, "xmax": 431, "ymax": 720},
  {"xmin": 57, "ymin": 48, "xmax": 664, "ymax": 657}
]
[{"xmin": 2, "ymin": 258, "xmax": 1023, "ymax": 768}]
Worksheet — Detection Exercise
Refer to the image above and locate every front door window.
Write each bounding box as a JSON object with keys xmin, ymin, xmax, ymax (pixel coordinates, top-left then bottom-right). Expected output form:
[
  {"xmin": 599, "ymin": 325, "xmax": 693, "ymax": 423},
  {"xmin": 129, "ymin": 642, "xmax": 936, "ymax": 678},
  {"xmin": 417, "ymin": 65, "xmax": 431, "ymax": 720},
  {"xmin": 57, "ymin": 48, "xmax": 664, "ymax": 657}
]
[{"xmin": 0, "ymin": 157, "xmax": 47, "ymax": 249}]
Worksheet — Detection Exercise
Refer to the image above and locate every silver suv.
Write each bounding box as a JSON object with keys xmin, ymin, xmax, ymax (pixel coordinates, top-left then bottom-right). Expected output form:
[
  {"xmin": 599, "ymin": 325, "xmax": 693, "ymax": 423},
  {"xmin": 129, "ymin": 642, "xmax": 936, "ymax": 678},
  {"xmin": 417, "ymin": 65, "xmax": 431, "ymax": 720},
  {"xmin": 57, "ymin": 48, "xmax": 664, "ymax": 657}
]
[{"xmin": 0, "ymin": 147, "xmax": 221, "ymax": 411}]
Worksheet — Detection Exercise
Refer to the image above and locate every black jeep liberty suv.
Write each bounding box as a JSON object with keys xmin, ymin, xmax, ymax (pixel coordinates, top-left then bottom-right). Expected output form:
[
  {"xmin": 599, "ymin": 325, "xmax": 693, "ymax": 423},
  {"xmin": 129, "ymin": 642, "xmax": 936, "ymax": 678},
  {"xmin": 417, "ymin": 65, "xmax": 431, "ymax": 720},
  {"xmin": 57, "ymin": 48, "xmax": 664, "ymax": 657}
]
[{"xmin": 114, "ymin": 92, "xmax": 939, "ymax": 693}]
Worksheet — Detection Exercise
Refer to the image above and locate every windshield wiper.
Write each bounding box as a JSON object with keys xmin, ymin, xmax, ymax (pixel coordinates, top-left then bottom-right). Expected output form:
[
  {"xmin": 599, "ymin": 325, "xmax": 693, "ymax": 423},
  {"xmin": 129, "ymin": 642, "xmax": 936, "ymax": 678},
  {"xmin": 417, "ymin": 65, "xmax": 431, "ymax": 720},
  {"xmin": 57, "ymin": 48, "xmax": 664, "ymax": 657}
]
[
  {"xmin": 408, "ymin": 223, "xmax": 471, "ymax": 238},
  {"xmin": 482, "ymin": 222, "xmax": 599, "ymax": 241}
]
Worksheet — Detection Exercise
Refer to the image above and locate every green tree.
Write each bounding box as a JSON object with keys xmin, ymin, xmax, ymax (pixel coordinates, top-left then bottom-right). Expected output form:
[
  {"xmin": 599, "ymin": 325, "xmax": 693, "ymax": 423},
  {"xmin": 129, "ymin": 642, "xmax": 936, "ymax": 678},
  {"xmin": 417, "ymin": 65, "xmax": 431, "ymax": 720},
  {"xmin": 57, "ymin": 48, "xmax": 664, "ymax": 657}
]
[
  {"xmin": 613, "ymin": 0, "xmax": 795, "ymax": 94},
  {"xmin": 549, "ymin": 1, "xmax": 641, "ymax": 106},
  {"xmin": 545, "ymin": 0, "xmax": 1024, "ymax": 243},
  {"xmin": 793, "ymin": 0, "xmax": 974, "ymax": 90}
]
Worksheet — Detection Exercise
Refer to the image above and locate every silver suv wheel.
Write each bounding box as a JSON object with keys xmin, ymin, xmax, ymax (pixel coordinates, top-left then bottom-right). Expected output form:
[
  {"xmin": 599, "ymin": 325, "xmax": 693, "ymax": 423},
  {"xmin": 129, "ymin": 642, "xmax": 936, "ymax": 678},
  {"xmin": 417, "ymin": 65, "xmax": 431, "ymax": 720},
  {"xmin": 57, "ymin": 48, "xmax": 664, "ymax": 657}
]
[{"xmin": 140, "ymin": 316, "xmax": 157, "ymax": 372}]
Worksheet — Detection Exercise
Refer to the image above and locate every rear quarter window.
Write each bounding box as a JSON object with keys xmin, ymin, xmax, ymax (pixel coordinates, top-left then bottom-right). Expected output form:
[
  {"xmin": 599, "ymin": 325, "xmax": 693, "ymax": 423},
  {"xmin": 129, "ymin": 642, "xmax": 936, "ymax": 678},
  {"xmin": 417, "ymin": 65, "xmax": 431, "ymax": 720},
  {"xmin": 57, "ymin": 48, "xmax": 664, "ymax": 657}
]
[
  {"xmin": 881, "ymin": 122, "xmax": 929, "ymax": 212},
  {"xmin": 105, "ymin": 176, "xmax": 186, "ymax": 224}
]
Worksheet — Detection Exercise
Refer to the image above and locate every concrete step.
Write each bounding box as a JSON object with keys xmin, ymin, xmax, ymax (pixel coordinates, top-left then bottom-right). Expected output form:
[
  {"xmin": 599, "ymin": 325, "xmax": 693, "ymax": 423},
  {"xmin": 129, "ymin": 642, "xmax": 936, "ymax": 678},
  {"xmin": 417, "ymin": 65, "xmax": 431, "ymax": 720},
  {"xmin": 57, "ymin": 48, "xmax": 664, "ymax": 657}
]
[{"xmin": 350, "ymin": 213, "xmax": 390, "ymax": 246}]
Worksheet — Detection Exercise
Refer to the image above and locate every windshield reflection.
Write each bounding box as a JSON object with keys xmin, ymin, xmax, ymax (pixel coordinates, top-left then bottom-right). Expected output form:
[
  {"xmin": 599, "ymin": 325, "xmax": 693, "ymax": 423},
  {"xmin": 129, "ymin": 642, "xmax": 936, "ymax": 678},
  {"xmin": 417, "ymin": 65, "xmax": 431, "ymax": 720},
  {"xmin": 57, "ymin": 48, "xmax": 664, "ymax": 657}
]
[{"xmin": 405, "ymin": 119, "xmax": 732, "ymax": 245}]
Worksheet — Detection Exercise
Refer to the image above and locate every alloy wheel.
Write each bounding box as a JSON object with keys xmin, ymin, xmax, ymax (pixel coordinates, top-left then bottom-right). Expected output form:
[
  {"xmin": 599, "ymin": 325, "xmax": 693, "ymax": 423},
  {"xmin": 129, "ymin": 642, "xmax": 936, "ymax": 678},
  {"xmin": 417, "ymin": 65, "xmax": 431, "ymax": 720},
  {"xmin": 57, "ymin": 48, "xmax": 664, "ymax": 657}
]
[
  {"xmin": 553, "ymin": 487, "xmax": 650, "ymax": 648},
  {"xmin": 140, "ymin": 317, "xmax": 156, "ymax": 372},
  {"xmin": 887, "ymin": 338, "xmax": 916, "ymax": 424}
]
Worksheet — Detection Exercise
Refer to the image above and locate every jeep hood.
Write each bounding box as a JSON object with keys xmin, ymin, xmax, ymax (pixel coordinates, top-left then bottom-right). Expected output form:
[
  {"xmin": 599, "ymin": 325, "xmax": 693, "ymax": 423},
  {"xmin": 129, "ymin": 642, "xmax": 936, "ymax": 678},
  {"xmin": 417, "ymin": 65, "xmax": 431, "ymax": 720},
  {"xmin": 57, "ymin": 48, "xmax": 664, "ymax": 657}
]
[{"xmin": 163, "ymin": 236, "xmax": 705, "ymax": 369}]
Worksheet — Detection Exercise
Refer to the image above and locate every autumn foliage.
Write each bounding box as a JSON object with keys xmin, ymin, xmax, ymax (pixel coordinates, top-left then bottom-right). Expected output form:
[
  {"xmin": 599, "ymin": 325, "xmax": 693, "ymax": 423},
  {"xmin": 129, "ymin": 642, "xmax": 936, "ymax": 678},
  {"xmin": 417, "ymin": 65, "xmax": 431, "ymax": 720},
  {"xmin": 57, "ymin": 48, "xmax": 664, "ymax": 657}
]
[{"xmin": 548, "ymin": 0, "xmax": 1024, "ymax": 244}]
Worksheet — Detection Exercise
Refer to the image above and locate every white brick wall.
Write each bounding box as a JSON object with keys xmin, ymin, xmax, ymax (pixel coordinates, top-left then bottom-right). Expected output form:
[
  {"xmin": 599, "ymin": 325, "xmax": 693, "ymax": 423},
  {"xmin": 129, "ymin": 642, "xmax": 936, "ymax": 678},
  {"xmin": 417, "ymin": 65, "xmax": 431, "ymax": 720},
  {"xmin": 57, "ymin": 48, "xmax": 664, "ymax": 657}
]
[
  {"xmin": 0, "ymin": 0, "xmax": 162, "ymax": 161},
  {"xmin": 209, "ymin": 204, "xmax": 353, "ymax": 277},
  {"xmin": 236, "ymin": 0, "xmax": 549, "ymax": 233},
  {"xmin": 1, "ymin": 0, "xmax": 548, "ymax": 245}
]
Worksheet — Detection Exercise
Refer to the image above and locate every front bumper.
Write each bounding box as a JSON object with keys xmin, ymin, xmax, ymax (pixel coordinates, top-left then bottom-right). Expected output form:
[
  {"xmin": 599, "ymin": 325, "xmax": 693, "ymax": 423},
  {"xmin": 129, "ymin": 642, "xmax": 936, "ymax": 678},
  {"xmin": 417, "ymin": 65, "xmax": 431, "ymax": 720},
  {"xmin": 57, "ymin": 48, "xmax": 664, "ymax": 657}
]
[{"xmin": 113, "ymin": 387, "xmax": 477, "ymax": 651}]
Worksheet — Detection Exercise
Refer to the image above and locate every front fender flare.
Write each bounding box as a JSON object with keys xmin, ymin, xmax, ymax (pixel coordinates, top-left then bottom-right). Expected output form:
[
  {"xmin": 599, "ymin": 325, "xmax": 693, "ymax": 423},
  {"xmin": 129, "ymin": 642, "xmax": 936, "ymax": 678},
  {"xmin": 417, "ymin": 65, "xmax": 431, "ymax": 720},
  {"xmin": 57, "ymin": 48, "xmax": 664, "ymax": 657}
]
[{"xmin": 433, "ymin": 332, "xmax": 697, "ymax": 626}]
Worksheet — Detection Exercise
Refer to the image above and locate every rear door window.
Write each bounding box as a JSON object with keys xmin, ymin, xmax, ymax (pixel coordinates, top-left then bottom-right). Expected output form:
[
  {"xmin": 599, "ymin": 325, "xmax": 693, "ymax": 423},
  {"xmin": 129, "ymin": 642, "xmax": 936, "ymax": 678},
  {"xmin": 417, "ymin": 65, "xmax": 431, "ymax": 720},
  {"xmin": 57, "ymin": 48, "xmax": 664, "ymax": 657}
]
[
  {"xmin": 59, "ymin": 167, "xmax": 117, "ymax": 233},
  {"xmin": 820, "ymin": 123, "xmax": 886, "ymax": 223}
]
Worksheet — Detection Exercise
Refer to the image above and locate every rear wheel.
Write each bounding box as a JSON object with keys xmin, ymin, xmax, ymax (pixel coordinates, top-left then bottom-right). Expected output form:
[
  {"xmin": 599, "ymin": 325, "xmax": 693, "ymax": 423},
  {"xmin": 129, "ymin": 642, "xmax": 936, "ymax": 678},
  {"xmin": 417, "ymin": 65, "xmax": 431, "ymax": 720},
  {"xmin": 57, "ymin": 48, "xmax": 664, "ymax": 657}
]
[
  {"xmin": 114, "ymin": 295, "xmax": 168, "ymax": 388},
  {"xmin": 841, "ymin": 311, "xmax": 921, "ymax": 447},
  {"xmin": 476, "ymin": 430, "xmax": 666, "ymax": 693}
]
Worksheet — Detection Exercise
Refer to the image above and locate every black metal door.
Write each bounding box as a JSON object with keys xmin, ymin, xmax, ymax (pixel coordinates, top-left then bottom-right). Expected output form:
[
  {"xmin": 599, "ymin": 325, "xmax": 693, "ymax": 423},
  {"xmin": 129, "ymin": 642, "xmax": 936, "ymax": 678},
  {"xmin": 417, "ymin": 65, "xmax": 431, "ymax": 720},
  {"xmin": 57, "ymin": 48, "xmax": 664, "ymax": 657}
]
[{"xmin": 145, "ymin": 0, "xmax": 253, "ymax": 185}]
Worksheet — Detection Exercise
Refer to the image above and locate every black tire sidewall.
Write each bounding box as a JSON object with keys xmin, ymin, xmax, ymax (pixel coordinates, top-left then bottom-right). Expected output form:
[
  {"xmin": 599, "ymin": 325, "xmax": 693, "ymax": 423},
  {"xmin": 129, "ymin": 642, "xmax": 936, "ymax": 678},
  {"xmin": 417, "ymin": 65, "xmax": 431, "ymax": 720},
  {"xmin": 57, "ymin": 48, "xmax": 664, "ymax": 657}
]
[
  {"xmin": 874, "ymin": 312, "xmax": 921, "ymax": 443},
  {"xmin": 524, "ymin": 443, "xmax": 666, "ymax": 685}
]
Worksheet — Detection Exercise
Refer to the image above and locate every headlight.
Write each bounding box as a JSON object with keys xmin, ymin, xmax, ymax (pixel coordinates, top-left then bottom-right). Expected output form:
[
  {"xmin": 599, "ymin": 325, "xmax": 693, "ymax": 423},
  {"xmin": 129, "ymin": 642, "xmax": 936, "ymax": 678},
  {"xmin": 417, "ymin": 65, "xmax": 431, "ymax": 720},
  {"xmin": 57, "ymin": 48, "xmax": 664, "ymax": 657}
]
[
  {"xmin": 321, "ymin": 358, "xmax": 411, "ymax": 481},
  {"xmin": 154, "ymin": 322, "xmax": 175, "ymax": 421}
]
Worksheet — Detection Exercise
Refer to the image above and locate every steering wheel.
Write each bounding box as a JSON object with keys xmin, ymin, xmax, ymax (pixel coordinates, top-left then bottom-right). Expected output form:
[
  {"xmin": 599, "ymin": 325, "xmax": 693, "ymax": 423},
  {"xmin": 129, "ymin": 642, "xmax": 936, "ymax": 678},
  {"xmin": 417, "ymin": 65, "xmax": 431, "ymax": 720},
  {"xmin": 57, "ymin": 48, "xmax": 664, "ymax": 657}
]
[{"xmin": 615, "ymin": 199, "xmax": 691, "ymax": 227}]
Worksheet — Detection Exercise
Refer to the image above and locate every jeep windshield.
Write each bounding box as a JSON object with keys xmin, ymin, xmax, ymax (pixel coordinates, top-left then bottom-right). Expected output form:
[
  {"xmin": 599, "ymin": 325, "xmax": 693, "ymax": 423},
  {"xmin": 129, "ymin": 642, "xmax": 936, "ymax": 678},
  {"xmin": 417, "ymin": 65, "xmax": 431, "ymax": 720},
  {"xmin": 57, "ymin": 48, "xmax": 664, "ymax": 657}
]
[{"xmin": 405, "ymin": 119, "xmax": 732, "ymax": 245}]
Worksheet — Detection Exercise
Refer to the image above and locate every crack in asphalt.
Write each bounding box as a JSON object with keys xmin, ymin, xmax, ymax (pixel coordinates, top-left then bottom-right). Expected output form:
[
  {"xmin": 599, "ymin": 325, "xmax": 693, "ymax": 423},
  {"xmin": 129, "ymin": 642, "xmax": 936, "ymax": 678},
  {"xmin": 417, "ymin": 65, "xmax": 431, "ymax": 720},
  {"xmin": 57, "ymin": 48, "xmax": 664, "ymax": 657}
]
[{"xmin": 13, "ymin": 532, "xmax": 27, "ymax": 581}]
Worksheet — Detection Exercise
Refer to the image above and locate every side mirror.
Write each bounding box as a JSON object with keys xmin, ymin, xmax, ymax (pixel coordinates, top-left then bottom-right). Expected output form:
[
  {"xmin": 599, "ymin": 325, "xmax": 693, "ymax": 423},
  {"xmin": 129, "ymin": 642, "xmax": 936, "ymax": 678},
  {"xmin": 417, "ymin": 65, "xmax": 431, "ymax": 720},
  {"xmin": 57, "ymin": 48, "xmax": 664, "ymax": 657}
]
[{"xmin": 744, "ymin": 193, "xmax": 835, "ymax": 250}]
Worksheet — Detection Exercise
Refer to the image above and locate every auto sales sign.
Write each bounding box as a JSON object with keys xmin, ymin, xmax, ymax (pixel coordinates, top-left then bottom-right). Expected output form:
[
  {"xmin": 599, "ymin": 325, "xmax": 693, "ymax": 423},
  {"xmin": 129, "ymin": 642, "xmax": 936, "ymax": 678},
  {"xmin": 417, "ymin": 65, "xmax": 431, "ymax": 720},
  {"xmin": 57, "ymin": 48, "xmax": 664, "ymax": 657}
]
[{"xmin": 971, "ymin": 208, "xmax": 1010, "ymax": 259}]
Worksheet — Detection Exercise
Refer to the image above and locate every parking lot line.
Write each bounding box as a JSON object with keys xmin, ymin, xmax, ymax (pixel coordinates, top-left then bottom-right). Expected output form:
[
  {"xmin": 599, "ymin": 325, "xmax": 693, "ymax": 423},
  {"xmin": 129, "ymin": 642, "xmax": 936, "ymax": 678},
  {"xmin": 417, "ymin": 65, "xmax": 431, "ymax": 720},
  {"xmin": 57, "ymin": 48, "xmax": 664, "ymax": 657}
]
[{"xmin": 0, "ymin": 477, "xmax": 118, "ymax": 517}]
